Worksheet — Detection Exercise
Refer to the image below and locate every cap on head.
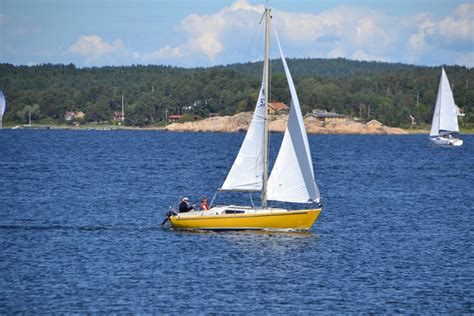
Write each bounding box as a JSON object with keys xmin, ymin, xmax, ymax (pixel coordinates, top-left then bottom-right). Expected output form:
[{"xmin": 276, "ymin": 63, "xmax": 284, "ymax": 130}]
[{"xmin": 183, "ymin": 197, "xmax": 189, "ymax": 202}]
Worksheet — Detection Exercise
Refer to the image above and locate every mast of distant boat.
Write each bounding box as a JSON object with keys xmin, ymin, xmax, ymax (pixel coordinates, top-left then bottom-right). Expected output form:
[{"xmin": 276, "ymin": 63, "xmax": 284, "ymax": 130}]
[
  {"xmin": 121, "ymin": 95, "xmax": 125, "ymax": 125},
  {"xmin": 262, "ymin": 7, "xmax": 271, "ymax": 209}
]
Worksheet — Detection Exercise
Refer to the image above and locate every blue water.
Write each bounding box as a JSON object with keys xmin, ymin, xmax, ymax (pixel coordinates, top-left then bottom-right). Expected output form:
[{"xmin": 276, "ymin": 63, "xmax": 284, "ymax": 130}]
[{"xmin": 0, "ymin": 130, "xmax": 472, "ymax": 313}]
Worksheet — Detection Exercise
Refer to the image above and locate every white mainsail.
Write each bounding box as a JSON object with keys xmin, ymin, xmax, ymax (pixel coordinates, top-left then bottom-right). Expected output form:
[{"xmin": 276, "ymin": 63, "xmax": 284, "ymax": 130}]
[
  {"xmin": 0, "ymin": 91, "xmax": 5, "ymax": 129},
  {"xmin": 267, "ymin": 29, "xmax": 320, "ymax": 203},
  {"xmin": 430, "ymin": 68, "xmax": 459, "ymax": 137},
  {"xmin": 221, "ymin": 68, "xmax": 266, "ymax": 192},
  {"xmin": 0, "ymin": 91, "xmax": 5, "ymax": 117}
]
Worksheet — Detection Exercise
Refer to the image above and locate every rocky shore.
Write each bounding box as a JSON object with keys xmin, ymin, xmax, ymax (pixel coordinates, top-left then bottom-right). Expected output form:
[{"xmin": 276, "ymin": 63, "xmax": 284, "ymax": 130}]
[{"xmin": 165, "ymin": 112, "xmax": 407, "ymax": 134}]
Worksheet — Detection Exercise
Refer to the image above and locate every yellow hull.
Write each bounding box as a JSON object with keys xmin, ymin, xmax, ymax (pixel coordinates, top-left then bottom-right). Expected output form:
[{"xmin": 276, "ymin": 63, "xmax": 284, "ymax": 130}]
[{"xmin": 169, "ymin": 209, "xmax": 321, "ymax": 231}]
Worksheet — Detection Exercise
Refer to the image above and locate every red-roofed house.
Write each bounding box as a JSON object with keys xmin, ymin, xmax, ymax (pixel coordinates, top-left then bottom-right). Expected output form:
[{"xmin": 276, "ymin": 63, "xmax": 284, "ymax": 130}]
[
  {"xmin": 268, "ymin": 101, "xmax": 289, "ymax": 114},
  {"xmin": 168, "ymin": 115, "xmax": 183, "ymax": 122}
]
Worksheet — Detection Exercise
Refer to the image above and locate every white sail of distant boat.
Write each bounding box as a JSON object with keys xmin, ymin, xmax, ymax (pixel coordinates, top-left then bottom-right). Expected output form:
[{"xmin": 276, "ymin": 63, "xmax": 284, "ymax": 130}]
[
  {"xmin": 429, "ymin": 68, "xmax": 463, "ymax": 146},
  {"xmin": 0, "ymin": 91, "xmax": 5, "ymax": 129},
  {"xmin": 166, "ymin": 7, "xmax": 322, "ymax": 230}
]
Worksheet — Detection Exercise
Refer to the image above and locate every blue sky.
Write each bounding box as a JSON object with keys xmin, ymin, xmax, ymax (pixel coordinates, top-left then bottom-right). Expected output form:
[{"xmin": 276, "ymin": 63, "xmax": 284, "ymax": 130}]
[{"xmin": 1, "ymin": 0, "xmax": 473, "ymax": 68}]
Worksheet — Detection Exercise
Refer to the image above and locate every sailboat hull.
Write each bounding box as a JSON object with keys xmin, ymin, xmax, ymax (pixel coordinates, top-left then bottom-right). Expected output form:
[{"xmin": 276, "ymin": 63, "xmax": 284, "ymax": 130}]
[
  {"xmin": 429, "ymin": 136, "xmax": 463, "ymax": 147},
  {"xmin": 169, "ymin": 209, "xmax": 321, "ymax": 231}
]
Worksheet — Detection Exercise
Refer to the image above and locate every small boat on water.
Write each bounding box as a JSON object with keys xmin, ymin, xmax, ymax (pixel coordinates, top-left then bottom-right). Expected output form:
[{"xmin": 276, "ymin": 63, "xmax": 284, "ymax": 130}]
[
  {"xmin": 429, "ymin": 68, "xmax": 463, "ymax": 147},
  {"xmin": 166, "ymin": 6, "xmax": 322, "ymax": 231}
]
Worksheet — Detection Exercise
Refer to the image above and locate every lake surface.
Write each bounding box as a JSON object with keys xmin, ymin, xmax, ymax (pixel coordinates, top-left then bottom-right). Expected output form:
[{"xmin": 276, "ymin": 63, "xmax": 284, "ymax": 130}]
[{"xmin": 0, "ymin": 130, "xmax": 472, "ymax": 313}]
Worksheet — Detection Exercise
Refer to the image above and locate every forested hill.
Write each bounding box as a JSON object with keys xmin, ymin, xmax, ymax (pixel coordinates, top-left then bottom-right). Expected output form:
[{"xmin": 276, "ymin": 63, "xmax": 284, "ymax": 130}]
[
  {"xmin": 0, "ymin": 58, "xmax": 472, "ymax": 128},
  {"xmin": 216, "ymin": 57, "xmax": 420, "ymax": 78}
]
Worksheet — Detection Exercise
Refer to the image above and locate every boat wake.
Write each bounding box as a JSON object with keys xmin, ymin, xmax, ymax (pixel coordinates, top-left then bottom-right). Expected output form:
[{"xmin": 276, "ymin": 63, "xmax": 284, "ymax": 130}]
[{"xmin": 0, "ymin": 223, "xmax": 162, "ymax": 232}]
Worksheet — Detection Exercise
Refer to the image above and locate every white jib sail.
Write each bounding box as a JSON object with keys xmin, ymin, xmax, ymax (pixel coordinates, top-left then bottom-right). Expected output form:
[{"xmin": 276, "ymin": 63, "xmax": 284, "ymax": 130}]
[
  {"xmin": 430, "ymin": 68, "xmax": 459, "ymax": 136},
  {"xmin": 0, "ymin": 91, "xmax": 5, "ymax": 117},
  {"xmin": 221, "ymin": 68, "xmax": 266, "ymax": 191},
  {"xmin": 267, "ymin": 28, "xmax": 320, "ymax": 203}
]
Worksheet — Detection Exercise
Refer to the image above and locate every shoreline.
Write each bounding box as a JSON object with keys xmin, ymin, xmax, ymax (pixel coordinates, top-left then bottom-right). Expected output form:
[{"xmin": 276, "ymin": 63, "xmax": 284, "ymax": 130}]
[
  {"xmin": 4, "ymin": 115, "xmax": 472, "ymax": 134},
  {"xmin": 5, "ymin": 125, "xmax": 474, "ymax": 135},
  {"xmin": 4, "ymin": 123, "xmax": 434, "ymax": 135}
]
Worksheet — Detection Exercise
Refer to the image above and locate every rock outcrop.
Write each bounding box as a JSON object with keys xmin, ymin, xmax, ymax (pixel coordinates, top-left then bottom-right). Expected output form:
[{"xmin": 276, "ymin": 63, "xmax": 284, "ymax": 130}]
[{"xmin": 165, "ymin": 112, "xmax": 407, "ymax": 134}]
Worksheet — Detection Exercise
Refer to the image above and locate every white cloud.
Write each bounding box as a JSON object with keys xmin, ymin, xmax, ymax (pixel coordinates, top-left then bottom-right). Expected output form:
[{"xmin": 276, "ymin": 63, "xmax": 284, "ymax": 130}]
[
  {"xmin": 352, "ymin": 49, "xmax": 389, "ymax": 62},
  {"xmin": 328, "ymin": 46, "xmax": 345, "ymax": 59},
  {"xmin": 455, "ymin": 2, "xmax": 474, "ymax": 19},
  {"xmin": 68, "ymin": 35, "xmax": 185, "ymax": 65},
  {"xmin": 66, "ymin": 1, "xmax": 474, "ymax": 67},
  {"xmin": 174, "ymin": 0, "xmax": 263, "ymax": 61},
  {"xmin": 141, "ymin": 45, "xmax": 183, "ymax": 62},
  {"xmin": 409, "ymin": 3, "xmax": 474, "ymax": 52},
  {"xmin": 68, "ymin": 35, "xmax": 125, "ymax": 60}
]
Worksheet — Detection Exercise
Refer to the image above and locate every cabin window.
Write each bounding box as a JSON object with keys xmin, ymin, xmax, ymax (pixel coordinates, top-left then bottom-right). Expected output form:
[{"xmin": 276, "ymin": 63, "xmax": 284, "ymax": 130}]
[{"xmin": 224, "ymin": 210, "xmax": 245, "ymax": 214}]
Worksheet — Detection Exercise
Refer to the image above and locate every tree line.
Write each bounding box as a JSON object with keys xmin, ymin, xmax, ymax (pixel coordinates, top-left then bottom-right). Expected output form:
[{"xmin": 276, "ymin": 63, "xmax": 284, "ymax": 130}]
[{"xmin": 0, "ymin": 58, "xmax": 472, "ymax": 128}]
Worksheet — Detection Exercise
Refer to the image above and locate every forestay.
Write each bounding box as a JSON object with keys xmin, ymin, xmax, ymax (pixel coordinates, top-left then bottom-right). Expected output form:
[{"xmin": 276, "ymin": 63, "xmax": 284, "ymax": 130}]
[
  {"xmin": 221, "ymin": 68, "xmax": 266, "ymax": 191},
  {"xmin": 267, "ymin": 28, "xmax": 320, "ymax": 203},
  {"xmin": 430, "ymin": 68, "xmax": 459, "ymax": 137}
]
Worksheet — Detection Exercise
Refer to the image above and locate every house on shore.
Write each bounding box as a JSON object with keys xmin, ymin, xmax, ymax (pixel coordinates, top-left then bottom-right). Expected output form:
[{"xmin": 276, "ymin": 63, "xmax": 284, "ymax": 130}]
[
  {"xmin": 112, "ymin": 112, "xmax": 124, "ymax": 122},
  {"xmin": 309, "ymin": 109, "xmax": 348, "ymax": 123},
  {"xmin": 65, "ymin": 111, "xmax": 85, "ymax": 126},
  {"xmin": 366, "ymin": 119, "xmax": 383, "ymax": 129},
  {"xmin": 168, "ymin": 115, "xmax": 183, "ymax": 122},
  {"xmin": 65, "ymin": 111, "xmax": 85, "ymax": 122},
  {"xmin": 269, "ymin": 101, "xmax": 289, "ymax": 114}
]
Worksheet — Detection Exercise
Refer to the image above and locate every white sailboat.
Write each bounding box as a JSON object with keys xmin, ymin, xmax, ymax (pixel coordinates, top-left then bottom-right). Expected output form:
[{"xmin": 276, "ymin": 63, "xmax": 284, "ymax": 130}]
[
  {"xmin": 167, "ymin": 7, "xmax": 322, "ymax": 230},
  {"xmin": 0, "ymin": 91, "xmax": 5, "ymax": 129},
  {"xmin": 429, "ymin": 68, "xmax": 463, "ymax": 147}
]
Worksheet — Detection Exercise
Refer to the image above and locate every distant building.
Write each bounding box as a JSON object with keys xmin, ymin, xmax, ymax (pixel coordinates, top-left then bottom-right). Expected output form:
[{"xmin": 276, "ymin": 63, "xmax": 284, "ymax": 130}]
[
  {"xmin": 65, "ymin": 111, "xmax": 85, "ymax": 121},
  {"xmin": 112, "ymin": 112, "xmax": 124, "ymax": 122},
  {"xmin": 268, "ymin": 101, "xmax": 289, "ymax": 114},
  {"xmin": 310, "ymin": 109, "xmax": 347, "ymax": 123},
  {"xmin": 168, "ymin": 115, "xmax": 183, "ymax": 122},
  {"xmin": 456, "ymin": 105, "xmax": 465, "ymax": 117},
  {"xmin": 366, "ymin": 119, "xmax": 383, "ymax": 128}
]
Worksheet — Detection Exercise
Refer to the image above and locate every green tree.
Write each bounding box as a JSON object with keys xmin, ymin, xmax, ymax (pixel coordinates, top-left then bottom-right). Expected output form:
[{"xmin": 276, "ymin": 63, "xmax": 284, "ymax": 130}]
[
  {"xmin": 16, "ymin": 103, "xmax": 40, "ymax": 124},
  {"xmin": 87, "ymin": 96, "xmax": 110, "ymax": 123}
]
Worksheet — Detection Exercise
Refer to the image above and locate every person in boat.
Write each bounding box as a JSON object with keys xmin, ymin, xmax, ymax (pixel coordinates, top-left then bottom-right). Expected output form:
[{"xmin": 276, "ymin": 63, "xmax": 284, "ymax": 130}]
[
  {"xmin": 199, "ymin": 197, "xmax": 209, "ymax": 211},
  {"xmin": 179, "ymin": 197, "xmax": 194, "ymax": 213}
]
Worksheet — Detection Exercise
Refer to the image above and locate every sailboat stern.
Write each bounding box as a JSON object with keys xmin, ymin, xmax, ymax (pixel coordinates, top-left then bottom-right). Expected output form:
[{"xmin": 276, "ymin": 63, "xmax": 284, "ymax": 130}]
[{"xmin": 169, "ymin": 208, "xmax": 321, "ymax": 231}]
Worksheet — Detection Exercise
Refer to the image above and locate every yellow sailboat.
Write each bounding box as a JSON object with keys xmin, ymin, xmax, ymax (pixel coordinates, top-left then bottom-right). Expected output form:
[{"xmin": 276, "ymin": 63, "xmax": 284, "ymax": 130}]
[{"xmin": 168, "ymin": 7, "xmax": 322, "ymax": 231}]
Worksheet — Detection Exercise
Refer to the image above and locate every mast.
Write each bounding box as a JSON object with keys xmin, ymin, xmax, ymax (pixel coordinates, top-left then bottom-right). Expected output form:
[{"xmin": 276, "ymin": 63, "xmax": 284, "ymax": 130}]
[
  {"xmin": 438, "ymin": 68, "xmax": 444, "ymax": 134},
  {"xmin": 262, "ymin": 7, "xmax": 271, "ymax": 209},
  {"xmin": 121, "ymin": 95, "xmax": 125, "ymax": 124}
]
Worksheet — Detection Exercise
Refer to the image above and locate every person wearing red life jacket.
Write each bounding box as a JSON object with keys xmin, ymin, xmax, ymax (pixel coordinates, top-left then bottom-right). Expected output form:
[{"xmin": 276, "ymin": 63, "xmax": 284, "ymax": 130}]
[{"xmin": 200, "ymin": 197, "xmax": 209, "ymax": 211}]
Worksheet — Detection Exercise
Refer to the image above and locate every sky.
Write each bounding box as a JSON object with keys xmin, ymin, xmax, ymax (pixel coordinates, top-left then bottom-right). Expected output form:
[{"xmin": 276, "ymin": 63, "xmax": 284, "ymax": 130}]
[{"xmin": 1, "ymin": 0, "xmax": 473, "ymax": 68}]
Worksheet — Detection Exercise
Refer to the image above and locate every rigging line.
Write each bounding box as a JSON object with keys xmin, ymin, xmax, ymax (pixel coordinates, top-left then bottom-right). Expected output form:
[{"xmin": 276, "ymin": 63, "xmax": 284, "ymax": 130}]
[
  {"xmin": 169, "ymin": 195, "xmax": 184, "ymax": 212},
  {"xmin": 255, "ymin": 18, "xmax": 264, "ymax": 69},
  {"xmin": 209, "ymin": 190, "xmax": 219, "ymax": 209},
  {"xmin": 243, "ymin": 13, "xmax": 265, "ymax": 66}
]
